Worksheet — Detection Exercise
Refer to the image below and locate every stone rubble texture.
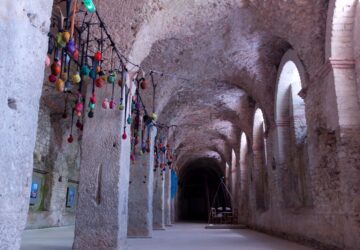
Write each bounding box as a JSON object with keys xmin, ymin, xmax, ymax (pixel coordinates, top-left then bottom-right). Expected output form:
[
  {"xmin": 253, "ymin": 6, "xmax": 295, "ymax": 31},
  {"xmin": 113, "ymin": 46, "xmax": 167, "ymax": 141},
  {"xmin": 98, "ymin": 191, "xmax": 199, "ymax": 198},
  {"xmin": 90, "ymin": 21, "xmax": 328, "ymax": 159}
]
[
  {"xmin": 128, "ymin": 127, "xmax": 157, "ymax": 238},
  {"xmin": 1, "ymin": 0, "xmax": 360, "ymax": 250},
  {"xmin": 0, "ymin": 0, "xmax": 54, "ymax": 249}
]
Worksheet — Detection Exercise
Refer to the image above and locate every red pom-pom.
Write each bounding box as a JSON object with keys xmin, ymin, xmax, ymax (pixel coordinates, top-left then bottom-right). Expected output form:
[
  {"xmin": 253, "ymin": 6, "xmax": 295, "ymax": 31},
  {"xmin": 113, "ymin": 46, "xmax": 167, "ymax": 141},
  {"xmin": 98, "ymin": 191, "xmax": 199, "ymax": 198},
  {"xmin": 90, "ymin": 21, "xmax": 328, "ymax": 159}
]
[
  {"xmin": 67, "ymin": 135, "xmax": 74, "ymax": 143},
  {"xmin": 95, "ymin": 78, "xmax": 104, "ymax": 88},
  {"xmin": 49, "ymin": 74, "xmax": 57, "ymax": 82},
  {"xmin": 140, "ymin": 79, "xmax": 148, "ymax": 89},
  {"xmin": 94, "ymin": 51, "xmax": 102, "ymax": 61},
  {"xmin": 51, "ymin": 62, "xmax": 61, "ymax": 75},
  {"xmin": 76, "ymin": 120, "xmax": 82, "ymax": 128},
  {"xmin": 109, "ymin": 100, "xmax": 115, "ymax": 109},
  {"xmin": 75, "ymin": 102, "xmax": 83, "ymax": 112},
  {"xmin": 73, "ymin": 49, "xmax": 79, "ymax": 61},
  {"xmin": 90, "ymin": 95, "xmax": 96, "ymax": 104},
  {"xmin": 122, "ymin": 132, "xmax": 127, "ymax": 140}
]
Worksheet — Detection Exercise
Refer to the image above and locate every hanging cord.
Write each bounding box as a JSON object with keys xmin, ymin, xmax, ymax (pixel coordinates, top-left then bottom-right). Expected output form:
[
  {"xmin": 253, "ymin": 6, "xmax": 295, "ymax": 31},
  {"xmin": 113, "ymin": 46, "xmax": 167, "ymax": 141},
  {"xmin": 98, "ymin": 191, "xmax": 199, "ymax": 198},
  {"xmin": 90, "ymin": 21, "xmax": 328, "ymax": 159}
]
[
  {"xmin": 110, "ymin": 48, "xmax": 115, "ymax": 104},
  {"xmin": 85, "ymin": 23, "xmax": 91, "ymax": 65},
  {"xmin": 62, "ymin": 94, "xmax": 68, "ymax": 118},
  {"xmin": 119, "ymin": 67, "xmax": 126, "ymax": 106},
  {"xmin": 150, "ymin": 71, "xmax": 157, "ymax": 113},
  {"xmin": 67, "ymin": 106, "xmax": 75, "ymax": 143},
  {"xmin": 70, "ymin": 107, "xmax": 75, "ymax": 135},
  {"xmin": 65, "ymin": 0, "xmax": 72, "ymax": 29},
  {"xmin": 70, "ymin": 0, "xmax": 77, "ymax": 38},
  {"xmin": 100, "ymin": 22, "xmax": 104, "ymax": 67},
  {"xmin": 78, "ymin": 30, "xmax": 85, "ymax": 92},
  {"xmin": 122, "ymin": 86, "xmax": 130, "ymax": 139}
]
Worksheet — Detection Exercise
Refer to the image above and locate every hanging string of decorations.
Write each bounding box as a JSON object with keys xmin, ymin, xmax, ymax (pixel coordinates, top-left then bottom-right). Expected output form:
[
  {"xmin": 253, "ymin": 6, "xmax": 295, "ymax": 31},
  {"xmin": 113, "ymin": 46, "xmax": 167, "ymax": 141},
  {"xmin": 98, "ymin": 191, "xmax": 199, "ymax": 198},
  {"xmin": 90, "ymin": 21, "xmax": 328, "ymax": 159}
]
[
  {"xmin": 46, "ymin": 0, "xmax": 157, "ymax": 146},
  {"xmin": 47, "ymin": 0, "xmax": 182, "ymax": 167}
]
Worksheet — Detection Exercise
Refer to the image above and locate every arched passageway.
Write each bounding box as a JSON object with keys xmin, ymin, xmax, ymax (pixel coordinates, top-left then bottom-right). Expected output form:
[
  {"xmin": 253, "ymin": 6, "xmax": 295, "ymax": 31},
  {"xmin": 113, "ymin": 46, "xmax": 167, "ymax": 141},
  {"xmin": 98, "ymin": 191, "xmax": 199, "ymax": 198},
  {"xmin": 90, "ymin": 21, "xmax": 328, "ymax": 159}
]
[
  {"xmin": 177, "ymin": 158, "xmax": 225, "ymax": 222},
  {"xmin": 3, "ymin": 1, "xmax": 360, "ymax": 250}
]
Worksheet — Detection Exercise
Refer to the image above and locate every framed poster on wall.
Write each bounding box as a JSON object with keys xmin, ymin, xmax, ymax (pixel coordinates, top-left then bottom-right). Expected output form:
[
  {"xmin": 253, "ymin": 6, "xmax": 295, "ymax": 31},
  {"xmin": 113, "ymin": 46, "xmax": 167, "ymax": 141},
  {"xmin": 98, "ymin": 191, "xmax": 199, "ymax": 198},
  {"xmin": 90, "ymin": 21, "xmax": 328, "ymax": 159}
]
[
  {"xmin": 29, "ymin": 176, "xmax": 42, "ymax": 206},
  {"xmin": 66, "ymin": 186, "xmax": 76, "ymax": 208}
]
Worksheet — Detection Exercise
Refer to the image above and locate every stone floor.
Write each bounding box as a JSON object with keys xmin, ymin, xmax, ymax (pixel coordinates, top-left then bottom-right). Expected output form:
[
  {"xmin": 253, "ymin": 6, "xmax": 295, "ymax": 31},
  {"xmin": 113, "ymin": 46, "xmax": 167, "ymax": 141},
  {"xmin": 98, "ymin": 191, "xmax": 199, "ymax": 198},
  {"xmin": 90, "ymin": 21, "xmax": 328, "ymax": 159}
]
[{"xmin": 21, "ymin": 223, "xmax": 314, "ymax": 250}]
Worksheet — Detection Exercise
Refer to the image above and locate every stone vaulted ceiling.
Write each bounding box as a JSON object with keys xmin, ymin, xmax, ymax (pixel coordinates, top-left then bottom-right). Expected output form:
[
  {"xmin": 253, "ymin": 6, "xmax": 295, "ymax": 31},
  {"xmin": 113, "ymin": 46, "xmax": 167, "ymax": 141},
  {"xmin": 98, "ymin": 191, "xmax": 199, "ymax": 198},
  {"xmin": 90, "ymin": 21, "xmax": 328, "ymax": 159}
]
[{"xmin": 94, "ymin": 0, "xmax": 328, "ymax": 168}]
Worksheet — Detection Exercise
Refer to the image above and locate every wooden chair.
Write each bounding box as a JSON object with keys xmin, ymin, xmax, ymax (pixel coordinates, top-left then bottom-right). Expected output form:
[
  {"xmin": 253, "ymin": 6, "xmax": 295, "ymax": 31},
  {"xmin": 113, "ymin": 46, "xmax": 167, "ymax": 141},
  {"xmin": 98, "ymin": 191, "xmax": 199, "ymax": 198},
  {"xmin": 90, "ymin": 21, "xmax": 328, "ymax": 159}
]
[{"xmin": 210, "ymin": 207, "xmax": 223, "ymax": 224}]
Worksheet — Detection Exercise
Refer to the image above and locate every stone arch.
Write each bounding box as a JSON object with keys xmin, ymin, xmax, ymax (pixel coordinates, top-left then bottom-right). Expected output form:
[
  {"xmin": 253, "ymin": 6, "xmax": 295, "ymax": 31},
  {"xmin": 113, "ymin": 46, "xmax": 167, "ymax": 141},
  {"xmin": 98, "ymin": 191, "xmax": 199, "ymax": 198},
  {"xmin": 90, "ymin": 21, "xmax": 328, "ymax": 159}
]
[
  {"xmin": 238, "ymin": 132, "xmax": 249, "ymax": 221},
  {"xmin": 275, "ymin": 50, "xmax": 311, "ymax": 208},
  {"xmin": 230, "ymin": 149, "xmax": 237, "ymax": 194},
  {"xmin": 325, "ymin": 2, "xmax": 360, "ymax": 248},
  {"xmin": 325, "ymin": 0, "xmax": 357, "ymax": 60},
  {"xmin": 353, "ymin": 1, "xmax": 360, "ymax": 103},
  {"xmin": 252, "ymin": 108, "xmax": 269, "ymax": 211},
  {"xmin": 325, "ymin": 0, "xmax": 360, "ymax": 128}
]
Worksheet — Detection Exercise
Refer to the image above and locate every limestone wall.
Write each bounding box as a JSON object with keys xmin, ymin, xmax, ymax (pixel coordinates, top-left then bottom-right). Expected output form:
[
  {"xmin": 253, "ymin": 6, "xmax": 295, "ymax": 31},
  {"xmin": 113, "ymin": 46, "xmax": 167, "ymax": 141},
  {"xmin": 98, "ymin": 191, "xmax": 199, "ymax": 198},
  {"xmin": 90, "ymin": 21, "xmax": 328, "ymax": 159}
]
[{"xmin": 27, "ymin": 96, "xmax": 80, "ymax": 229}]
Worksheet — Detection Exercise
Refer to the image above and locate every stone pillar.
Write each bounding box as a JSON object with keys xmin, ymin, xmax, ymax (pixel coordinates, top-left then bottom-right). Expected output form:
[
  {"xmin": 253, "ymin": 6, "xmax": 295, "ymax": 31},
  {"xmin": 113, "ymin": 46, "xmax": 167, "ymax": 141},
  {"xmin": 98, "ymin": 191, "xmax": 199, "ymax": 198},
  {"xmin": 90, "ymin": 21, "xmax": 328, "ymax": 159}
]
[
  {"xmin": 153, "ymin": 169, "xmax": 165, "ymax": 230},
  {"xmin": 171, "ymin": 197, "xmax": 176, "ymax": 224},
  {"xmin": 73, "ymin": 85, "xmax": 131, "ymax": 249},
  {"xmin": 128, "ymin": 126, "xmax": 157, "ymax": 238},
  {"xmin": 164, "ymin": 168, "xmax": 172, "ymax": 226},
  {"xmin": 44, "ymin": 114, "xmax": 79, "ymax": 227},
  {"xmin": 0, "ymin": 1, "xmax": 53, "ymax": 249}
]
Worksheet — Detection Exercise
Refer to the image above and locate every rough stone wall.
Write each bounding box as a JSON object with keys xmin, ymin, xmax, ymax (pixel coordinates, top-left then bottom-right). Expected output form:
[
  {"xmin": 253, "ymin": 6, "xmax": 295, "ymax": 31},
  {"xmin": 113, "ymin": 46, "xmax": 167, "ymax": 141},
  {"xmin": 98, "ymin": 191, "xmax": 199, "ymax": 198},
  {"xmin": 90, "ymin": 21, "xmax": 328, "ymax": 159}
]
[
  {"xmin": 238, "ymin": 60, "xmax": 360, "ymax": 250},
  {"xmin": 128, "ymin": 126, "xmax": 157, "ymax": 237},
  {"xmin": 0, "ymin": 1, "xmax": 54, "ymax": 249},
  {"xmin": 33, "ymin": 103, "xmax": 51, "ymax": 171},
  {"xmin": 3, "ymin": 1, "xmax": 359, "ymax": 249},
  {"xmin": 27, "ymin": 87, "xmax": 80, "ymax": 229}
]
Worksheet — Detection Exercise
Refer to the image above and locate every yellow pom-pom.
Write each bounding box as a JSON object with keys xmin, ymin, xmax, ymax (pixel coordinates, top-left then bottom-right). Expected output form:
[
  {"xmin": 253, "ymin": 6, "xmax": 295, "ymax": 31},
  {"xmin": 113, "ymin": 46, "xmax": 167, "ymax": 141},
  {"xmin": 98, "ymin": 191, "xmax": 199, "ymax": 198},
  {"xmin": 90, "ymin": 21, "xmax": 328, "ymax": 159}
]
[
  {"xmin": 151, "ymin": 113, "xmax": 157, "ymax": 121},
  {"xmin": 55, "ymin": 79, "xmax": 64, "ymax": 92},
  {"xmin": 62, "ymin": 31, "xmax": 71, "ymax": 43},
  {"xmin": 72, "ymin": 73, "xmax": 81, "ymax": 84}
]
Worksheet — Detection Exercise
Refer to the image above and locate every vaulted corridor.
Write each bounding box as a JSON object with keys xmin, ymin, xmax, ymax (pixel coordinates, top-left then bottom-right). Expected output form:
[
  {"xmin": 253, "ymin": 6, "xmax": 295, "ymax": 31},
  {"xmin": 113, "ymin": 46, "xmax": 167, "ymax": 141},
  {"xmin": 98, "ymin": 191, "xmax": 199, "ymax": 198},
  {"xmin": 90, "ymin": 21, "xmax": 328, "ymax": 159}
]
[{"xmin": 2, "ymin": 0, "xmax": 360, "ymax": 250}]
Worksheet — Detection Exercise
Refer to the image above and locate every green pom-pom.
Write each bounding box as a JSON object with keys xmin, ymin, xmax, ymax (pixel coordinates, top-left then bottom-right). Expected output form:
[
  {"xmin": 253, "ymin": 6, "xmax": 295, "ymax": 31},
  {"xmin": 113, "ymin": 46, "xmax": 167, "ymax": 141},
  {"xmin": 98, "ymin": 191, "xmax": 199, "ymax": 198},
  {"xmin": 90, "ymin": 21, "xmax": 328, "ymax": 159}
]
[
  {"xmin": 89, "ymin": 103, "xmax": 95, "ymax": 109},
  {"xmin": 107, "ymin": 72, "xmax": 117, "ymax": 84},
  {"xmin": 80, "ymin": 65, "xmax": 90, "ymax": 76},
  {"xmin": 89, "ymin": 69, "xmax": 97, "ymax": 80}
]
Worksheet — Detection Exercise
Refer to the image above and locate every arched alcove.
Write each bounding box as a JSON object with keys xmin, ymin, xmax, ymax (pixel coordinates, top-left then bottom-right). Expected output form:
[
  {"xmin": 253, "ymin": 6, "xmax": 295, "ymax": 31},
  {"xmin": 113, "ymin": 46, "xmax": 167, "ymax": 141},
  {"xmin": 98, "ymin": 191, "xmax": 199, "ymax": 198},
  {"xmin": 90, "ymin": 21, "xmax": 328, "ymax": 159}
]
[
  {"xmin": 275, "ymin": 52, "xmax": 312, "ymax": 208},
  {"xmin": 252, "ymin": 108, "xmax": 269, "ymax": 211},
  {"xmin": 231, "ymin": 149, "xmax": 237, "ymax": 195},
  {"xmin": 239, "ymin": 133, "xmax": 249, "ymax": 219}
]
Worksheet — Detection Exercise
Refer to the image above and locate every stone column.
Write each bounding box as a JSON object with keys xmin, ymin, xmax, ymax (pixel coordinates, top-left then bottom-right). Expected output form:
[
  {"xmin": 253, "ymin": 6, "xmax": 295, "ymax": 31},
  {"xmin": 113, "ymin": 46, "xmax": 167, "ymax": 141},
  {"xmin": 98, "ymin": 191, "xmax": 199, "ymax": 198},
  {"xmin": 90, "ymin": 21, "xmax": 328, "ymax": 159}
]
[
  {"xmin": 153, "ymin": 168, "xmax": 165, "ymax": 230},
  {"xmin": 73, "ymin": 85, "xmax": 131, "ymax": 249},
  {"xmin": 0, "ymin": 1, "xmax": 53, "ymax": 249},
  {"xmin": 43, "ymin": 114, "xmax": 79, "ymax": 227},
  {"xmin": 171, "ymin": 197, "xmax": 176, "ymax": 224},
  {"xmin": 164, "ymin": 168, "xmax": 172, "ymax": 226},
  {"xmin": 128, "ymin": 126, "xmax": 157, "ymax": 238}
]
